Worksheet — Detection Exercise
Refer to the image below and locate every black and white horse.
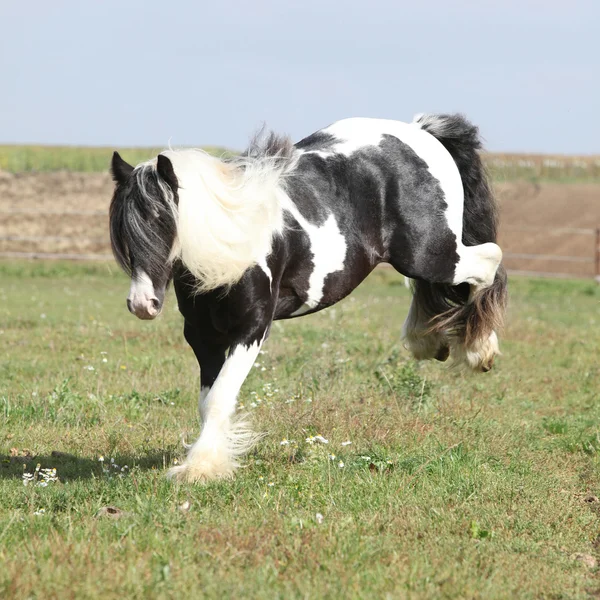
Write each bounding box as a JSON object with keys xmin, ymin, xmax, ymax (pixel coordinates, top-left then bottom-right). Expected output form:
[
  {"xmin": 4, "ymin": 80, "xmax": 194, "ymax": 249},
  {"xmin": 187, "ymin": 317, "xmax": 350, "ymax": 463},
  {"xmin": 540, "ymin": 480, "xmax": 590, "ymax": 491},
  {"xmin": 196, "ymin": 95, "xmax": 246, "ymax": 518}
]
[{"xmin": 109, "ymin": 114, "xmax": 507, "ymax": 482}]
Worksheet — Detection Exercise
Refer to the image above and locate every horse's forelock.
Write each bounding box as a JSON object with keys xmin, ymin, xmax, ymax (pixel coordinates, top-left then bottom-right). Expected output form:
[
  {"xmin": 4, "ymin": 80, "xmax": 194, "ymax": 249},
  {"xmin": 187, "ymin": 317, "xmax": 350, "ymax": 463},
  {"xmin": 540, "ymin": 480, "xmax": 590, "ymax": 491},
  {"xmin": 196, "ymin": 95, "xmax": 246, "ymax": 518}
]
[{"xmin": 109, "ymin": 165, "xmax": 177, "ymax": 282}]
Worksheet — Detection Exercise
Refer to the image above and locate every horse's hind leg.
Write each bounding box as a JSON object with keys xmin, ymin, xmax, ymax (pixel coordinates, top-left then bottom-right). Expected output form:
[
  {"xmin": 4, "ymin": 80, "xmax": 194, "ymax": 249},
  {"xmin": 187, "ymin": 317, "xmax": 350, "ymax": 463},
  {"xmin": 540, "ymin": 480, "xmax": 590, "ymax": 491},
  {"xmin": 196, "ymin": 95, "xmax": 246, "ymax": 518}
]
[
  {"xmin": 401, "ymin": 278, "xmax": 449, "ymax": 362},
  {"xmin": 394, "ymin": 240, "xmax": 504, "ymax": 371}
]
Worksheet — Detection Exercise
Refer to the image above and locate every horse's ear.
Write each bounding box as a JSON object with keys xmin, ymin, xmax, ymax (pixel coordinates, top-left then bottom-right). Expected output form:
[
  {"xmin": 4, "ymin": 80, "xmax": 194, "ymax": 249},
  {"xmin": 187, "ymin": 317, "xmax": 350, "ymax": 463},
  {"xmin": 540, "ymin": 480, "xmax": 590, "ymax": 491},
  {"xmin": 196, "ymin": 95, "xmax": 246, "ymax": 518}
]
[
  {"xmin": 111, "ymin": 152, "xmax": 134, "ymax": 185},
  {"xmin": 156, "ymin": 154, "xmax": 178, "ymax": 191}
]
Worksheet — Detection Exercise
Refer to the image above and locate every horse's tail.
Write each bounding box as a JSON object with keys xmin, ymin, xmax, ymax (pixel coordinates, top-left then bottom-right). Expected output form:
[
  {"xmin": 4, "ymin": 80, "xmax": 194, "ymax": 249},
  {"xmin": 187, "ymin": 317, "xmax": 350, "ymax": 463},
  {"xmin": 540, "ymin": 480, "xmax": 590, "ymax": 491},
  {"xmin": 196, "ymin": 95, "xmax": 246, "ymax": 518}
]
[{"xmin": 410, "ymin": 113, "xmax": 508, "ymax": 370}]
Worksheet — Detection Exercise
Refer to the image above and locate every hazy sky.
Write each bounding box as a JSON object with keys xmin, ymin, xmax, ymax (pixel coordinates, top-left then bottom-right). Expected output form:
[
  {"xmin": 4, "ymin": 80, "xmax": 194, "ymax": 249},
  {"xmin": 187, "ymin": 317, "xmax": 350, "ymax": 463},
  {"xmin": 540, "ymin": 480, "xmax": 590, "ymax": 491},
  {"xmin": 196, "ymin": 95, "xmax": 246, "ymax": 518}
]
[{"xmin": 1, "ymin": 1, "xmax": 598, "ymax": 153}]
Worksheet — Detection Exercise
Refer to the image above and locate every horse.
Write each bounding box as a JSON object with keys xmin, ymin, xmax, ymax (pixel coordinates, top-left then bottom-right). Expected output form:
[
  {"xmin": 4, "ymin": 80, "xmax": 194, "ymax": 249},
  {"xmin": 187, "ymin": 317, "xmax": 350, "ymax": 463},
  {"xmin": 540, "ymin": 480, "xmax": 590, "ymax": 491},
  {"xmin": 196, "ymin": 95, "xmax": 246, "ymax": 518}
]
[{"xmin": 109, "ymin": 113, "xmax": 507, "ymax": 483}]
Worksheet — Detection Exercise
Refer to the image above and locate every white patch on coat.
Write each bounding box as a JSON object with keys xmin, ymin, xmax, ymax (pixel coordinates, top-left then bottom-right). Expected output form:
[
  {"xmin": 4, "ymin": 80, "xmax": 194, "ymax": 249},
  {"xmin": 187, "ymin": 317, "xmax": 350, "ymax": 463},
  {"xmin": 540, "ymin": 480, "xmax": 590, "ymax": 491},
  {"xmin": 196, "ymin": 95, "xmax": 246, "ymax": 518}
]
[
  {"xmin": 127, "ymin": 269, "xmax": 160, "ymax": 319},
  {"xmin": 279, "ymin": 197, "xmax": 347, "ymax": 315},
  {"xmin": 169, "ymin": 336, "xmax": 266, "ymax": 482},
  {"xmin": 138, "ymin": 149, "xmax": 294, "ymax": 293},
  {"xmin": 452, "ymin": 242, "xmax": 503, "ymax": 291},
  {"xmin": 257, "ymin": 256, "xmax": 272, "ymax": 291}
]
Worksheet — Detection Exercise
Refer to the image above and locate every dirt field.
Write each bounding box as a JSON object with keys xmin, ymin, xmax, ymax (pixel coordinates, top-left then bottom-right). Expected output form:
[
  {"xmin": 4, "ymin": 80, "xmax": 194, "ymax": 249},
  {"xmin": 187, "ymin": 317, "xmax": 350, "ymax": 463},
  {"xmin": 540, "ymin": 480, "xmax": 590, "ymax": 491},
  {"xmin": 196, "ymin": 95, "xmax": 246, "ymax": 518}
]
[{"xmin": 1, "ymin": 170, "xmax": 599, "ymax": 277}]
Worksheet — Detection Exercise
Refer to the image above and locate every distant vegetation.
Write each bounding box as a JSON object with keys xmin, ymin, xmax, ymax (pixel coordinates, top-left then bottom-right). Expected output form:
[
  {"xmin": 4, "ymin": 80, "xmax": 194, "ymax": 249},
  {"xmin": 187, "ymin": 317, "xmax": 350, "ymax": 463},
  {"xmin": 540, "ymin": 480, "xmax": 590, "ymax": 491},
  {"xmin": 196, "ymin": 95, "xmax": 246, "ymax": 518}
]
[
  {"xmin": 485, "ymin": 153, "xmax": 600, "ymax": 183},
  {"xmin": 0, "ymin": 144, "xmax": 599, "ymax": 183},
  {"xmin": 0, "ymin": 145, "xmax": 228, "ymax": 174}
]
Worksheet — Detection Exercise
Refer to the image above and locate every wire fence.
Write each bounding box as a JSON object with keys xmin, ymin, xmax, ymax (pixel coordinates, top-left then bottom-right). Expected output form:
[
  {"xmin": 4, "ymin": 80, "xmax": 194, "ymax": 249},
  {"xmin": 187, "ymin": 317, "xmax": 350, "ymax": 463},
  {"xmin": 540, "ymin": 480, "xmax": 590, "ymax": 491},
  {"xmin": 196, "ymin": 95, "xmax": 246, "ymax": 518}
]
[
  {"xmin": 1, "ymin": 209, "xmax": 599, "ymax": 281},
  {"xmin": 499, "ymin": 225, "xmax": 600, "ymax": 281}
]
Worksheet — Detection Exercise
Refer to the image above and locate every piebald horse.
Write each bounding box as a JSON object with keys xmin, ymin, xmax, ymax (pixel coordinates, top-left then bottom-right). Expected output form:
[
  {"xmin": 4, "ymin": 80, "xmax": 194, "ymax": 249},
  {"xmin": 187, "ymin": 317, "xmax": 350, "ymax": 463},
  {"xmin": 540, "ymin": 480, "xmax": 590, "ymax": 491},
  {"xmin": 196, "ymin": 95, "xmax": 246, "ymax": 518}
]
[{"xmin": 109, "ymin": 114, "xmax": 507, "ymax": 482}]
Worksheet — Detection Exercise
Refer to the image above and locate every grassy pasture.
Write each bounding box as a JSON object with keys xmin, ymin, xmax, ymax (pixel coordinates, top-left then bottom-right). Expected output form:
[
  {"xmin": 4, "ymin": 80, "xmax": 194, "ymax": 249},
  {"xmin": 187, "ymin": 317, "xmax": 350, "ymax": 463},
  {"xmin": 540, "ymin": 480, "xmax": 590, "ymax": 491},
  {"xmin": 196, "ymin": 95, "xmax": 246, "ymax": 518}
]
[
  {"xmin": 0, "ymin": 144, "xmax": 599, "ymax": 183},
  {"xmin": 1, "ymin": 262, "xmax": 600, "ymax": 598}
]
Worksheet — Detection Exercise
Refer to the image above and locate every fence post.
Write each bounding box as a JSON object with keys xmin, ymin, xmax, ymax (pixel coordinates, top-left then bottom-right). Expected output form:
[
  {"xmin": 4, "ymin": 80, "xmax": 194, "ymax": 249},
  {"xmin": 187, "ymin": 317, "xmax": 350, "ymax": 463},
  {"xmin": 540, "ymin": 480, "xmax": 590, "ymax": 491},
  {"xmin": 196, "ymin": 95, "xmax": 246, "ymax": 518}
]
[{"xmin": 596, "ymin": 228, "xmax": 600, "ymax": 283}]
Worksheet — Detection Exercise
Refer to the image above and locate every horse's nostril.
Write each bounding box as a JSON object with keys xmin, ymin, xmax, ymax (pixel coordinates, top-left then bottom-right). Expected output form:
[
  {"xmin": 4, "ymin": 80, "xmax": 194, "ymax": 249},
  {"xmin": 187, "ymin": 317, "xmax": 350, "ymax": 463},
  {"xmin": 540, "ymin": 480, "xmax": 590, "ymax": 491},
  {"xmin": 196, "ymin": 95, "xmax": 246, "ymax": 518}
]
[
  {"xmin": 126, "ymin": 299, "xmax": 134, "ymax": 313},
  {"xmin": 150, "ymin": 298, "xmax": 160, "ymax": 310}
]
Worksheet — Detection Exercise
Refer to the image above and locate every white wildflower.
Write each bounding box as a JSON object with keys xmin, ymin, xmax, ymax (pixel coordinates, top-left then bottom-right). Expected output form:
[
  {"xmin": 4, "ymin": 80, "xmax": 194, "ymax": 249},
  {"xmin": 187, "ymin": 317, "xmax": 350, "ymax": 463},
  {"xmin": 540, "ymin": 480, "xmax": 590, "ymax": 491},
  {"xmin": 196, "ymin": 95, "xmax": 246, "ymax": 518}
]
[
  {"xmin": 306, "ymin": 434, "xmax": 328, "ymax": 445},
  {"xmin": 315, "ymin": 512, "xmax": 324, "ymax": 524},
  {"xmin": 338, "ymin": 461, "xmax": 345, "ymax": 468},
  {"xmin": 341, "ymin": 441, "xmax": 352, "ymax": 447},
  {"xmin": 280, "ymin": 439, "xmax": 290, "ymax": 446},
  {"xmin": 34, "ymin": 509, "xmax": 46, "ymax": 516}
]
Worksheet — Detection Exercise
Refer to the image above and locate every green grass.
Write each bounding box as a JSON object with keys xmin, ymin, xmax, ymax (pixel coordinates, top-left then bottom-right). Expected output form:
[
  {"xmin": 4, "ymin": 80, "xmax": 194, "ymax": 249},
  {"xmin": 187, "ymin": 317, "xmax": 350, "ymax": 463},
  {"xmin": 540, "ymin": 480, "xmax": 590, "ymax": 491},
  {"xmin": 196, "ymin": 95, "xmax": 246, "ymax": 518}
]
[
  {"xmin": 485, "ymin": 153, "xmax": 600, "ymax": 184},
  {"xmin": 1, "ymin": 262, "xmax": 600, "ymax": 598},
  {"xmin": 1, "ymin": 145, "xmax": 599, "ymax": 183},
  {"xmin": 0, "ymin": 145, "xmax": 229, "ymax": 173}
]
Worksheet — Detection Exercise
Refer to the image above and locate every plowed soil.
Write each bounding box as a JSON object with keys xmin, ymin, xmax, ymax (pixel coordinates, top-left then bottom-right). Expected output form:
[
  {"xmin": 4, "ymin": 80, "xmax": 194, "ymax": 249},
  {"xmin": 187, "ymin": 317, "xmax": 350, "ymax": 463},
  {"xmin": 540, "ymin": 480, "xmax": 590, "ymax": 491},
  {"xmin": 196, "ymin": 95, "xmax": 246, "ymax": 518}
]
[{"xmin": 1, "ymin": 170, "xmax": 599, "ymax": 277}]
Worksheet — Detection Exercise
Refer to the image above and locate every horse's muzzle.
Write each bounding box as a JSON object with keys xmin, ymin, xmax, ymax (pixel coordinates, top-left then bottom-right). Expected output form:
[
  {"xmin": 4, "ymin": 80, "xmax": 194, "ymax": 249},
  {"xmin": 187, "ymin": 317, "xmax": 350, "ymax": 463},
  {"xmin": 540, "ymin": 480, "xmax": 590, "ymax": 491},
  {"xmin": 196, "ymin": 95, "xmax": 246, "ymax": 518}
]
[{"xmin": 127, "ymin": 297, "xmax": 162, "ymax": 320}]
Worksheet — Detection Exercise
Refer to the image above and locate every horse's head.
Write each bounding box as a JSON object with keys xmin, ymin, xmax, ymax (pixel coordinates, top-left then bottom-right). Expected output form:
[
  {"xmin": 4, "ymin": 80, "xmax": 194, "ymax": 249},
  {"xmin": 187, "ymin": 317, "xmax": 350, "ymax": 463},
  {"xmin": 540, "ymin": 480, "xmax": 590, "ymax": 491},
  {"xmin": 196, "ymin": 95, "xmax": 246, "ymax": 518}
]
[{"xmin": 109, "ymin": 151, "xmax": 179, "ymax": 320}]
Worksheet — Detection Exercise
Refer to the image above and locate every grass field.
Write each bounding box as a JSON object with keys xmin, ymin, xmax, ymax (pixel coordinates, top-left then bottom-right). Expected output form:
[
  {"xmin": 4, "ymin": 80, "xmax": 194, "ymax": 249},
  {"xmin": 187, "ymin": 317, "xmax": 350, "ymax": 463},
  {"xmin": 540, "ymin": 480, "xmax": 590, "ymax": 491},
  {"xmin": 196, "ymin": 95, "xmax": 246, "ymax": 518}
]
[
  {"xmin": 1, "ymin": 144, "xmax": 599, "ymax": 183},
  {"xmin": 1, "ymin": 262, "xmax": 600, "ymax": 598},
  {"xmin": 0, "ymin": 145, "xmax": 228, "ymax": 174}
]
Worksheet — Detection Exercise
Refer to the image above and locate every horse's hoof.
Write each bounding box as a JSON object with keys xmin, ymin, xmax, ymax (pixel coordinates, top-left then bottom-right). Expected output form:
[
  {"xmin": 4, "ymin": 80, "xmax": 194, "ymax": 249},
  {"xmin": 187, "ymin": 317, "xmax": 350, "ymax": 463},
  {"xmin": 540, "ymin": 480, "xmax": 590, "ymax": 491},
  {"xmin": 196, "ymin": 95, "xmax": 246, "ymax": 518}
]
[
  {"xmin": 481, "ymin": 357, "xmax": 494, "ymax": 372},
  {"xmin": 435, "ymin": 346, "xmax": 450, "ymax": 362}
]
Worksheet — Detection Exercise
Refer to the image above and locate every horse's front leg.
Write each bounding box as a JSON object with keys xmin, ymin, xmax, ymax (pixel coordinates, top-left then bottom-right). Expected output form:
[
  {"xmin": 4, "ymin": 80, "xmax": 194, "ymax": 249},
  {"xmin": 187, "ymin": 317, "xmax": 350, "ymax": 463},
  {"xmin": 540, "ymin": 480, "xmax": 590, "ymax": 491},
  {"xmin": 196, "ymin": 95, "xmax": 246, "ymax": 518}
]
[
  {"xmin": 168, "ymin": 326, "xmax": 269, "ymax": 483},
  {"xmin": 182, "ymin": 323, "xmax": 228, "ymax": 419}
]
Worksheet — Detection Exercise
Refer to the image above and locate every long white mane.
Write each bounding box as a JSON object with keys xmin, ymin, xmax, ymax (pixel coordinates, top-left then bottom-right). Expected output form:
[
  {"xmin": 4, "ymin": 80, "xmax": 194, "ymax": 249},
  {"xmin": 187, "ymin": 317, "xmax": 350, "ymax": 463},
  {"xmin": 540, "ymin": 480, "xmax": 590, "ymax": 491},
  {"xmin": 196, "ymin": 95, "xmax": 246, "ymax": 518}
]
[{"xmin": 160, "ymin": 146, "xmax": 296, "ymax": 292}]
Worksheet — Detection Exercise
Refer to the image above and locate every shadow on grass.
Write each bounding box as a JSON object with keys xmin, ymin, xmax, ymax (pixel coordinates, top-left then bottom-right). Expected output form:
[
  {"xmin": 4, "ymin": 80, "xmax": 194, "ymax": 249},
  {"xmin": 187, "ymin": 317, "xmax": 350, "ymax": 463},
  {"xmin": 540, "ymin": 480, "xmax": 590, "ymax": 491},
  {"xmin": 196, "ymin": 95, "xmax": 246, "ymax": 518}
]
[{"xmin": 0, "ymin": 448, "xmax": 178, "ymax": 482}]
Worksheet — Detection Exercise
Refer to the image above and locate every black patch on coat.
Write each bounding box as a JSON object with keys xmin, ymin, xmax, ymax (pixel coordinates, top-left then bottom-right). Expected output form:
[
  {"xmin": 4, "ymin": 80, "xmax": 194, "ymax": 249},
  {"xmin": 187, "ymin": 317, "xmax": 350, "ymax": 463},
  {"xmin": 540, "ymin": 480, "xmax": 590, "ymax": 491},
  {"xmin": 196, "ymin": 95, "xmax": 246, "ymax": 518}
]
[
  {"xmin": 377, "ymin": 134, "xmax": 459, "ymax": 282},
  {"xmin": 295, "ymin": 131, "xmax": 337, "ymax": 152}
]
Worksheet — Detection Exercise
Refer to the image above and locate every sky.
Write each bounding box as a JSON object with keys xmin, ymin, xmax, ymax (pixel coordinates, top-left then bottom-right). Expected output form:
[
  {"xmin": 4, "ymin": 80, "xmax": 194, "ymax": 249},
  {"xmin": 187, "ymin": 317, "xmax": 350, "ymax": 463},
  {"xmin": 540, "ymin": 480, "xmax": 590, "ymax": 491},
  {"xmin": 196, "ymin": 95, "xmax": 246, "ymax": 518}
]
[{"xmin": 1, "ymin": 0, "xmax": 598, "ymax": 154}]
